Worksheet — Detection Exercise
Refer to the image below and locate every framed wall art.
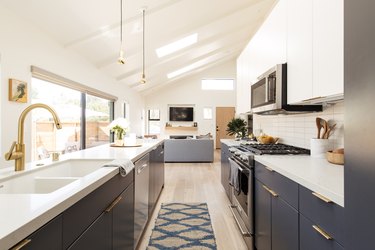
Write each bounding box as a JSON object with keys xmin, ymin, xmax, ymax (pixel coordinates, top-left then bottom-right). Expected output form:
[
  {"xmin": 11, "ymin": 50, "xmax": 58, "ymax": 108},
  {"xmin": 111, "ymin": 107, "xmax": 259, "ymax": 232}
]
[{"xmin": 9, "ymin": 78, "xmax": 27, "ymax": 103}]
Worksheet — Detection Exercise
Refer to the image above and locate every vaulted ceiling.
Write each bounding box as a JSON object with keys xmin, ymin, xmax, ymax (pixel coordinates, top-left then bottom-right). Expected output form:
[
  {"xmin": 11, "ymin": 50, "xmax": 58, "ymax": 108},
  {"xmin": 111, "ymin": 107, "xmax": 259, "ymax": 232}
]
[{"xmin": 1, "ymin": 0, "xmax": 276, "ymax": 95}]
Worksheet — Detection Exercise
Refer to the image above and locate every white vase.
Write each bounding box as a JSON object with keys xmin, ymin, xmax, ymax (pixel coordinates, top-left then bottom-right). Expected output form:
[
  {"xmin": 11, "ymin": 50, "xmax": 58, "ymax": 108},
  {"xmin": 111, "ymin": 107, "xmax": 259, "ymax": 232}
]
[{"xmin": 115, "ymin": 139, "xmax": 124, "ymax": 146}]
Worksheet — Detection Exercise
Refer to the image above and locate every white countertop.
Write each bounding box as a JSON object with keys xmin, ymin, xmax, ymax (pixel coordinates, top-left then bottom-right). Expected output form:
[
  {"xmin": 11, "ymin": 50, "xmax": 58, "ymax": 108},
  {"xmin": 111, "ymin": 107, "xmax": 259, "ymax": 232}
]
[
  {"xmin": 221, "ymin": 139, "xmax": 344, "ymax": 207},
  {"xmin": 0, "ymin": 139, "xmax": 163, "ymax": 249}
]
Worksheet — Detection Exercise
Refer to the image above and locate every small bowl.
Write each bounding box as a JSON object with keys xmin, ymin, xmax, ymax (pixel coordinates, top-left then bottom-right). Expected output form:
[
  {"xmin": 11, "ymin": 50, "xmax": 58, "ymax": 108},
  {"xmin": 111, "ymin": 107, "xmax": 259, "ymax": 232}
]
[
  {"xmin": 256, "ymin": 136, "xmax": 279, "ymax": 144},
  {"xmin": 326, "ymin": 150, "xmax": 344, "ymax": 165}
]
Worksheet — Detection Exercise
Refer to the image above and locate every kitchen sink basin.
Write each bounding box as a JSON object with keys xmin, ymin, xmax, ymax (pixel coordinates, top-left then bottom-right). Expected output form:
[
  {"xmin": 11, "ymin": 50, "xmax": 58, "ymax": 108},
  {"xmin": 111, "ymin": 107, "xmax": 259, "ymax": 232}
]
[
  {"xmin": 37, "ymin": 159, "xmax": 113, "ymax": 178},
  {"xmin": 0, "ymin": 177, "xmax": 78, "ymax": 194},
  {"xmin": 0, "ymin": 159, "xmax": 113, "ymax": 194}
]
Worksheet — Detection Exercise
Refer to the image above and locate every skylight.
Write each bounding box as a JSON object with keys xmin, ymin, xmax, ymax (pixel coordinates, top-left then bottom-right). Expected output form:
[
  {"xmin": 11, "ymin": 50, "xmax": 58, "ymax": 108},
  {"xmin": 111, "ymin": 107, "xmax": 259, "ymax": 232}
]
[
  {"xmin": 201, "ymin": 79, "xmax": 234, "ymax": 90},
  {"xmin": 167, "ymin": 61, "xmax": 201, "ymax": 79},
  {"xmin": 156, "ymin": 33, "xmax": 198, "ymax": 58}
]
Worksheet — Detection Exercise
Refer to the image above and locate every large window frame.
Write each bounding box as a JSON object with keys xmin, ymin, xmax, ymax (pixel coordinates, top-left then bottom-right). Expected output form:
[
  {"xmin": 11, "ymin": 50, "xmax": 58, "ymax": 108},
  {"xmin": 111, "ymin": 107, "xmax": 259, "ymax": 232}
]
[{"xmin": 31, "ymin": 66, "xmax": 115, "ymax": 157}]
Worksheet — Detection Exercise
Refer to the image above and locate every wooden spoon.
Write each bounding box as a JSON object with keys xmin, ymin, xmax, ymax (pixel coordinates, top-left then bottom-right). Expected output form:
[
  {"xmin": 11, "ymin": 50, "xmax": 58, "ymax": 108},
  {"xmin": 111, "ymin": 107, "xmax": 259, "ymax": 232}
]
[
  {"xmin": 324, "ymin": 123, "xmax": 337, "ymax": 139},
  {"xmin": 321, "ymin": 119, "xmax": 329, "ymax": 139},
  {"xmin": 316, "ymin": 117, "xmax": 323, "ymax": 139}
]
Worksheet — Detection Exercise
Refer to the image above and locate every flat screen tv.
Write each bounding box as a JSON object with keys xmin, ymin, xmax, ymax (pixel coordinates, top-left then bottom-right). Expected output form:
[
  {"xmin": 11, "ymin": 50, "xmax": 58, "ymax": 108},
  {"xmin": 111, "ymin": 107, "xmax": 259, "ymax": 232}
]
[{"xmin": 169, "ymin": 107, "xmax": 194, "ymax": 121}]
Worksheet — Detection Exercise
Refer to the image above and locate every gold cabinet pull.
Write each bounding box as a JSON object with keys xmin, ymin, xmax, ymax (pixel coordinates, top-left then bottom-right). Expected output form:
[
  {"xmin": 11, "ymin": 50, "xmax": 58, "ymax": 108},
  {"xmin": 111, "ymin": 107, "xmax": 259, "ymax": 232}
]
[
  {"xmin": 11, "ymin": 239, "xmax": 31, "ymax": 250},
  {"xmin": 312, "ymin": 225, "xmax": 333, "ymax": 240},
  {"xmin": 105, "ymin": 196, "xmax": 122, "ymax": 213},
  {"xmin": 312, "ymin": 192, "xmax": 332, "ymax": 203},
  {"xmin": 265, "ymin": 166, "xmax": 275, "ymax": 172},
  {"xmin": 262, "ymin": 185, "xmax": 278, "ymax": 197}
]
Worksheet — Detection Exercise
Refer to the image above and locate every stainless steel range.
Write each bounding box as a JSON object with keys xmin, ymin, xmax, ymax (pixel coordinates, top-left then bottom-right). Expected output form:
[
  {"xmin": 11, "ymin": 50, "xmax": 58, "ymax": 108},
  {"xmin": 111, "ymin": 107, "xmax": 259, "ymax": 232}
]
[{"xmin": 227, "ymin": 142, "xmax": 309, "ymax": 250}]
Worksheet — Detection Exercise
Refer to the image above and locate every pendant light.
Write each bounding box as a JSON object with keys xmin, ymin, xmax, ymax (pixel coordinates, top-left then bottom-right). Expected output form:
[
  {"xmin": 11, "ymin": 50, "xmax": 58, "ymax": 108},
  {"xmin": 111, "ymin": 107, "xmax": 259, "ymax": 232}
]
[
  {"xmin": 118, "ymin": 0, "xmax": 125, "ymax": 64},
  {"xmin": 140, "ymin": 8, "xmax": 146, "ymax": 84}
]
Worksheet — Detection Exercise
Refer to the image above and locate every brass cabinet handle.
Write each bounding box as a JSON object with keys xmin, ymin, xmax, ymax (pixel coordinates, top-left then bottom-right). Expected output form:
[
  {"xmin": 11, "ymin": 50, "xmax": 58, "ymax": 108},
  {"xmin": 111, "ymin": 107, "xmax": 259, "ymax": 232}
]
[
  {"xmin": 262, "ymin": 185, "xmax": 278, "ymax": 197},
  {"xmin": 105, "ymin": 196, "xmax": 122, "ymax": 213},
  {"xmin": 312, "ymin": 192, "xmax": 332, "ymax": 203},
  {"xmin": 265, "ymin": 166, "xmax": 275, "ymax": 172},
  {"xmin": 312, "ymin": 225, "xmax": 333, "ymax": 240},
  {"xmin": 11, "ymin": 239, "xmax": 32, "ymax": 250}
]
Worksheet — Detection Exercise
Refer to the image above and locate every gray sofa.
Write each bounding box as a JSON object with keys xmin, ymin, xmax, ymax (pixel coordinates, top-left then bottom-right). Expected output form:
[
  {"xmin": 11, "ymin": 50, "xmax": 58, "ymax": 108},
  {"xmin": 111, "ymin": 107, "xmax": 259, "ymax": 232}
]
[{"xmin": 164, "ymin": 138, "xmax": 214, "ymax": 162}]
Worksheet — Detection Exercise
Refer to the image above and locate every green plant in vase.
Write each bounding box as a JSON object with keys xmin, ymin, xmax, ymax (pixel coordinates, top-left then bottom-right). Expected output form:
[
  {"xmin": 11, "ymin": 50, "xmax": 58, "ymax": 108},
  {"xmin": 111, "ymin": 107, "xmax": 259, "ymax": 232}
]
[
  {"xmin": 226, "ymin": 118, "xmax": 247, "ymax": 139},
  {"xmin": 108, "ymin": 117, "xmax": 129, "ymax": 146}
]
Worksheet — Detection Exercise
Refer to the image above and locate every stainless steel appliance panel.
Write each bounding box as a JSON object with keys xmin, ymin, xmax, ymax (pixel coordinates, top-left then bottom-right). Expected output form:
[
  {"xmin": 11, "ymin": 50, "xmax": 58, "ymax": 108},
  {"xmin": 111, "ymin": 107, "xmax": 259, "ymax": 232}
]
[{"xmin": 134, "ymin": 153, "xmax": 150, "ymax": 247}]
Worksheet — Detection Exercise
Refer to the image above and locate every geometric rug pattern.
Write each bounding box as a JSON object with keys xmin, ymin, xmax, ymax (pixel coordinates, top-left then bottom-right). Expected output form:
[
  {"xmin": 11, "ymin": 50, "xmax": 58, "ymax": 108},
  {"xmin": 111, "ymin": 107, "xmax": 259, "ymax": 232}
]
[{"xmin": 147, "ymin": 203, "xmax": 217, "ymax": 250}]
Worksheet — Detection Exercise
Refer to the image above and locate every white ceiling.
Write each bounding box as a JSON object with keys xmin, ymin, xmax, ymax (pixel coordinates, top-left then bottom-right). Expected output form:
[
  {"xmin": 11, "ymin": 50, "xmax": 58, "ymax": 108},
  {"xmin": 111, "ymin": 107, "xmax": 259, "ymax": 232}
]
[{"xmin": 1, "ymin": 0, "xmax": 276, "ymax": 95}]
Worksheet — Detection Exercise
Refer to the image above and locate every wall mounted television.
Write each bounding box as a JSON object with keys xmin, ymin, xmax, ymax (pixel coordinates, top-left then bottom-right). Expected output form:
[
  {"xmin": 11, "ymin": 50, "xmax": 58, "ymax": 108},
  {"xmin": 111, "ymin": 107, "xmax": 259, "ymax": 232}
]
[{"xmin": 169, "ymin": 107, "xmax": 194, "ymax": 121}]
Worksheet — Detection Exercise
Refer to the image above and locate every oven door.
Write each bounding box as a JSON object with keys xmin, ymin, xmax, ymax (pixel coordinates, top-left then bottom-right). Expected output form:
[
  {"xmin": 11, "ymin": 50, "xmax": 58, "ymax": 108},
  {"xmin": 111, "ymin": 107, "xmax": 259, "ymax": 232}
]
[{"xmin": 228, "ymin": 157, "xmax": 254, "ymax": 249}]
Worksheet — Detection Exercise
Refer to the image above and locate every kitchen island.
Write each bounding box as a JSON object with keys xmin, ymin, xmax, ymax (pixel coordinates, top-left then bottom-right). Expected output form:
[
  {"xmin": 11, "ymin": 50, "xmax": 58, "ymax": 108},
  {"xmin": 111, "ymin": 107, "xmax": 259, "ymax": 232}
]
[{"xmin": 0, "ymin": 139, "xmax": 164, "ymax": 249}]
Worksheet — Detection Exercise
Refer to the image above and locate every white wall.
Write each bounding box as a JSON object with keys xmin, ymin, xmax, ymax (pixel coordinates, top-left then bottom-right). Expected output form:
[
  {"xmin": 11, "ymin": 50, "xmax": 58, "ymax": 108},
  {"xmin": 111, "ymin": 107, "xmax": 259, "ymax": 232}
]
[
  {"xmin": 0, "ymin": 6, "xmax": 144, "ymax": 168},
  {"xmin": 144, "ymin": 60, "xmax": 236, "ymax": 141}
]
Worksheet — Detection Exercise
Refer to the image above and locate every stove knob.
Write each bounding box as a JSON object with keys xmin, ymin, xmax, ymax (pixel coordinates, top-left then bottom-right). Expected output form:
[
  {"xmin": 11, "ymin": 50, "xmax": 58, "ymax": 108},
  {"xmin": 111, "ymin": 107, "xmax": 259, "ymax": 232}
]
[
  {"xmin": 229, "ymin": 147, "xmax": 236, "ymax": 153},
  {"xmin": 234, "ymin": 151, "xmax": 241, "ymax": 156},
  {"xmin": 241, "ymin": 156, "xmax": 249, "ymax": 162}
]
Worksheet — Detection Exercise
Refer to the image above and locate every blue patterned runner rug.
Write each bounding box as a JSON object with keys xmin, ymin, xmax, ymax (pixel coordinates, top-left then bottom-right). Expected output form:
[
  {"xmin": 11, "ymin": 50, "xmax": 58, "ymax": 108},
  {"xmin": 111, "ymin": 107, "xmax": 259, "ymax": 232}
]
[{"xmin": 147, "ymin": 203, "xmax": 217, "ymax": 250}]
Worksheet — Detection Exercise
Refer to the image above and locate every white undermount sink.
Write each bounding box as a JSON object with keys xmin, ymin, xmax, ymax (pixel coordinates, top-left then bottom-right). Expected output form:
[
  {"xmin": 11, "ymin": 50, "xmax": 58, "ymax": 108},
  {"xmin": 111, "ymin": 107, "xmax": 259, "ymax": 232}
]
[{"xmin": 0, "ymin": 159, "xmax": 113, "ymax": 194}]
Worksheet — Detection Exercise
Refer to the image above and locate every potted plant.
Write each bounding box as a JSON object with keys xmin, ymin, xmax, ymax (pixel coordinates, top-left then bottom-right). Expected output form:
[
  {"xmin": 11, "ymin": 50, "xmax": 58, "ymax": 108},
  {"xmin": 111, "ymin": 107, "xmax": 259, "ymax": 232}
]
[
  {"xmin": 108, "ymin": 117, "xmax": 129, "ymax": 146},
  {"xmin": 226, "ymin": 118, "xmax": 247, "ymax": 139}
]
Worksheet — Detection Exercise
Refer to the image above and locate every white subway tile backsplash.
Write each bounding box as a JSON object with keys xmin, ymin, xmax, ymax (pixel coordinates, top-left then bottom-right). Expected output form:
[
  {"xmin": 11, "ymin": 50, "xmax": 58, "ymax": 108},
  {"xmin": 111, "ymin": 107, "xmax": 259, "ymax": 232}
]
[{"xmin": 254, "ymin": 101, "xmax": 344, "ymax": 149}]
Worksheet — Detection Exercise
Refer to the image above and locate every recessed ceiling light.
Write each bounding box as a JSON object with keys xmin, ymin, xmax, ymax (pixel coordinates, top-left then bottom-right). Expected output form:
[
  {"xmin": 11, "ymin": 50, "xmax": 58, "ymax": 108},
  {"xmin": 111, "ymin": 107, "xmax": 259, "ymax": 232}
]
[{"xmin": 156, "ymin": 33, "xmax": 198, "ymax": 58}]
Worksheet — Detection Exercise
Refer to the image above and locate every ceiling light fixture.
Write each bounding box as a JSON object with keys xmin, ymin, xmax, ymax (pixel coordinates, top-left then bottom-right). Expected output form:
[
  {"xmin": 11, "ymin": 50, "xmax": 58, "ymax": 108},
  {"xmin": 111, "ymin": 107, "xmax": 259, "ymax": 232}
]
[
  {"xmin": 156, "ymin": 33, "xmax": 198, "ymax": 58},
  {"xmin": 117, "ymin": 0, "xmax": 125, "ymax": 64},
  {"xmin": 140, "ymin": 8, "xmax": 146, "ymax": 84}
]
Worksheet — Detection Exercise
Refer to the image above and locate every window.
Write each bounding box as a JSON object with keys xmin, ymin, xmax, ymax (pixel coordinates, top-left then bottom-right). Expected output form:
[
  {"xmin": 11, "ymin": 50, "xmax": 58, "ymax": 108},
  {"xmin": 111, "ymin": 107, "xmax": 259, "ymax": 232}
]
[
  {"xmin": 148, "ymin": 109, "xmax": 160, "ymax": 135},
  {"xmin": 30, "ymin": 69, "xmax": 115, "ymax": 160},
  {"xmin": 201, "ymin": 79, "xmax": 234, "ymax": 90},
  {"xmin": 203, "ymin": 107, "xmax": 213, "ymax": 120}
]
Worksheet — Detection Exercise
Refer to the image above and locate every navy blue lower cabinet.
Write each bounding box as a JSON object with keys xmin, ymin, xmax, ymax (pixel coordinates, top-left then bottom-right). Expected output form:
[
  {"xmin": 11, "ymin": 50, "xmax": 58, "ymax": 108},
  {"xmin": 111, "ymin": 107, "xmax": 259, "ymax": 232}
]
[
  {"xmin": 68, "ymin": 212, "xmax": 112, "ymax": 250},
  {"xmin": 271, "ymin": 196, "xmax": 299, "ymax": 250},
  {"xmin": 10, "ymin": 215, "xmax": 63, "ymax": 250},
  {"xmin": 255, "ymin": 179, "xmax": 272, "ymax": 250},
  {"xmin": 221, "ymin": 150, "xmax": 231, "ymax": 199},
  {"xmin": 300, "ymin": 214, "xmax": 344, "ymax": 250}
]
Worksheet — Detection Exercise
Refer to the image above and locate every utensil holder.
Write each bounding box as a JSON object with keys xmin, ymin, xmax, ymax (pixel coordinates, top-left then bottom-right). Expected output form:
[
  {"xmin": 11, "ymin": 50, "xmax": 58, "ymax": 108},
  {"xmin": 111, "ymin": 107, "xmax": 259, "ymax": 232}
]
[{"xmin": 310, "ymin": 139, "xmax": 332, "ymax": 158}]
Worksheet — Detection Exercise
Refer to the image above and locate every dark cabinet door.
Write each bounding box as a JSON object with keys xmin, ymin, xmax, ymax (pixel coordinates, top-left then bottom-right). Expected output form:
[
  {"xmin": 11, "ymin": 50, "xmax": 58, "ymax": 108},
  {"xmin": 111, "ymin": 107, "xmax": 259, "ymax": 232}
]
[
  {"xmin": 13, "ymin": 215, "xmax": 63, "ymax": 250},
  {"xmin": 68, "ymin": 212, "xmax": 112, "ymax": 250},
  {"xmin": 272, "ymin": 196, "xmax": 299, "ymax": 250},
  {"xmin": 300, "ymin": 214, "xmax": 344, "ymax": 250},
  {"xmin": 149, "ymin": 143, "xmax": 165, "ymax": 216},
  {"xmin": 255, "ymin": 179, "xmax": 272, "ymax": 250},
  {"xmin": 113, "ymin": 184, "xmax": 134, "ymax": 250}
]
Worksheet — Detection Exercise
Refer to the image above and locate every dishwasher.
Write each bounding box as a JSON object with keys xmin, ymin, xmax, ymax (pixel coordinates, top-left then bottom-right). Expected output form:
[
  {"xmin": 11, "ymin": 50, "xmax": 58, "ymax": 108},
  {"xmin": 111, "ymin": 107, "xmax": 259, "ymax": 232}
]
[{"xmin": 134, "ymin": 153, "xmax": 150, "ymax": 247}]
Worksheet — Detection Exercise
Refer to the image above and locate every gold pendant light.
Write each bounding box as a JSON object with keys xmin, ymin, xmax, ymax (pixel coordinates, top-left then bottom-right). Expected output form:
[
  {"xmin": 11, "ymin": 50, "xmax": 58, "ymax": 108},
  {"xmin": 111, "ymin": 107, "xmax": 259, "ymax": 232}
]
[
  {"xmin": 118, "ymin": 0, "xmax": 125, "ymax": 64},
  {"xmin": 140, "ymin": 8, "xmax": 146, "ymax": 84}
]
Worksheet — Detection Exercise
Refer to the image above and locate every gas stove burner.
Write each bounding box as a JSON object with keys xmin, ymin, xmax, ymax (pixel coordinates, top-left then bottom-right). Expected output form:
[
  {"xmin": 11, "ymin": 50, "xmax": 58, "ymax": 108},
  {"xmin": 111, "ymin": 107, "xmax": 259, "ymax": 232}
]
[{"xmin": 239, "ymin": 143, "xmax": 310, "ymax": 155}]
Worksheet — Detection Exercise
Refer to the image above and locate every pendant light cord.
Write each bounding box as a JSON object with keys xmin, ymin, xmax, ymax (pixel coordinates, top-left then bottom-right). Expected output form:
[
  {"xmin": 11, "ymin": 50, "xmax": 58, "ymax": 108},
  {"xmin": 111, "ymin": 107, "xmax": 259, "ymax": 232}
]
[
  {"xmin": 142, "ymin": 9, "xmax": 145, "ymax": 76},
  {"xmin": 120, "ymin": 0, "xmax": 123, "ymax": 46}
]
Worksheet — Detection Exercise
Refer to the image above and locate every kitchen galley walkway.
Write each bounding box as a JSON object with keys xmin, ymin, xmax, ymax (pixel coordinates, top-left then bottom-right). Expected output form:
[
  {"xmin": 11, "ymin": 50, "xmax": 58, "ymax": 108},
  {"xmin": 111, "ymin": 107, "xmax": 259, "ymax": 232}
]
[{"xmin": 138, "ymin": 150, "xmax": 247, "ymax": 250}]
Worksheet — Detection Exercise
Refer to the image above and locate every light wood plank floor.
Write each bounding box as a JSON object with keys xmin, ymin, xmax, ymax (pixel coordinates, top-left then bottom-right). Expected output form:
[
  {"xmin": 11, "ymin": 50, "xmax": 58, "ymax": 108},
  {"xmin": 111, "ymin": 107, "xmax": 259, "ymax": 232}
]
[{"xmin": 137, "ymin": 150, "xmax": 248, "ymax": 250}]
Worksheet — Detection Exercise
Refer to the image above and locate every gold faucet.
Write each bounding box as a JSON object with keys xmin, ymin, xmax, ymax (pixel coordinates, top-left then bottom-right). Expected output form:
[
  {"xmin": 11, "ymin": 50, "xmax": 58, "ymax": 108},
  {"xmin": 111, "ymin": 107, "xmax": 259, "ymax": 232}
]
[{"xmin": 4, "ymin": 103, "xmax": 62, "ymax": 171}]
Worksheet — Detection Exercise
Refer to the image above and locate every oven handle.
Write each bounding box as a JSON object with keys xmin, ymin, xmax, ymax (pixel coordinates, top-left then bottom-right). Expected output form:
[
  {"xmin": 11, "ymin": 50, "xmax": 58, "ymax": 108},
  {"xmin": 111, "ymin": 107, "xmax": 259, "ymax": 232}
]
[{"xmin": 229, "ymin": 205, "xmax": 252, "ymax": 237}]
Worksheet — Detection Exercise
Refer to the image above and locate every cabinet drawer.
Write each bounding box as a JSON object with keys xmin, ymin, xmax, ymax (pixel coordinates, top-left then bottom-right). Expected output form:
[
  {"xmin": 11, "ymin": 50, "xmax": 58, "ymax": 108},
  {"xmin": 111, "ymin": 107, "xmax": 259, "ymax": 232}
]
[
  {"xmin": 255, "ymin": 161, "xmax": 298, "ymax": 209},
  {"xmin": 63, "ymin": 172, "xmax": 133, "ymax": 248},
  {"xmin": 299, "ymin": 185, "xmax": 345, "ymax": 245},
  {"xmin": 300, "ymin": 214, "xmax": 344, "ymax": 250}
]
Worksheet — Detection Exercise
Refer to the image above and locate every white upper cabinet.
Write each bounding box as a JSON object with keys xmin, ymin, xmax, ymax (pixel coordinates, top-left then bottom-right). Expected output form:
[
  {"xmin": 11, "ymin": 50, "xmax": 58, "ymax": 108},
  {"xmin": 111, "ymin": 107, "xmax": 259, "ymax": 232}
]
[
  {"xmin": 286, "ymin": 0, "xmax": 313, "ymax": 104},
  {"xmin": 312, "ymin": 0, "xmax": 344, "ymax": 99},
  {"xmin": 236, "ymin": 0, "xmax": 287, "ymax": 114},
  {"xmin": 287, "ymin": 0, "xmax": 343, "ymax": 104}
]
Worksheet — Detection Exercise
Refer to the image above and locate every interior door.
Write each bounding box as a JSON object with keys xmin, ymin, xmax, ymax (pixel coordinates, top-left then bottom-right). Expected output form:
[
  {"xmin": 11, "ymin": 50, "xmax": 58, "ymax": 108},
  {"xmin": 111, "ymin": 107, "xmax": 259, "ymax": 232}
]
[{"xmin": 215, "ymin": 107, "xmax": 235, "ymax": 149}]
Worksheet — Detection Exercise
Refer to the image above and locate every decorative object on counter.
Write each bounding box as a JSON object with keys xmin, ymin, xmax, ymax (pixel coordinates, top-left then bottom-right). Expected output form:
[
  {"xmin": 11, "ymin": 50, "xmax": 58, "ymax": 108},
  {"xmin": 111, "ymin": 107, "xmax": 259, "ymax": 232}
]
[
  {"xmin": 148, "ymin": 203, "xmax": 217, "ymax": 249},
  {"xmin": 256, "ymin": 134, "xmax": 279, "ymax": 144},
  {"xmin": 108, "ymin": 117, "xmax": 129, "ymax": 146},
  {"xmin": 51, "ymin": 152, "xmax": 60, "ymax": 161},
  {"xmin": 326, "ymin": 148, "xmax": 344, "ymax": 165},
  {"xmin": 226, "ymin": 118, "xmax": 247, "ymax": 139},
  {"xmin": 193, "ymin": 122, "xmax": 198, "ymax": 127},
  {"xmin": 9, "ymin": 79, "xmax": 27, "ymax": 103},
  {"xmin": 310, "ymin": 138, "xmax": 333, "ymax": 158},
  {"xmin": 316, "ymin": 117, "xmax": 336, "ymax": 139}
]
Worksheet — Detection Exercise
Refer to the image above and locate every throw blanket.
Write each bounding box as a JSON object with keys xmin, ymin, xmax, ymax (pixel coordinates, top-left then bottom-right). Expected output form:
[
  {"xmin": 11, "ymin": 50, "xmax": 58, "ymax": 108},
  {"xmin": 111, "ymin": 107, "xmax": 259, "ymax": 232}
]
[
  {"xmin": 228, "ymin": 158, "xmax": 240, "ymax": 194},
  {"xmin": 103, "ymin": 159, "xmax": 134, "ymax": 177}
]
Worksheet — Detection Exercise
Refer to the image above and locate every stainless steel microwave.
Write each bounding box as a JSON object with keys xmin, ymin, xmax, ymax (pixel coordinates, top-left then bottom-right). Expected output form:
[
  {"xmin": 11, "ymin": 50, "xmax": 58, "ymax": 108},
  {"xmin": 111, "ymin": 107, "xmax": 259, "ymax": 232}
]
[{"xmin": 251, "ymin": 63, "xmax": 322, "ymax": 115}]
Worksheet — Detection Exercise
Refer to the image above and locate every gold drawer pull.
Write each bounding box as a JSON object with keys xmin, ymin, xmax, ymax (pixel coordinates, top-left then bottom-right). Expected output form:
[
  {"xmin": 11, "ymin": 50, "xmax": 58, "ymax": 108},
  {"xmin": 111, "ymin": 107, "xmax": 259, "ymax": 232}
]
[
  {"xmin": 312, "ymin": 192, "xmax": 332, "ymax": 203},
  {"xmin": 105, "ymin": 196, "xmax": 122, "ymax": 213},
  {"xmin": 312, "ymin": 225, "xmax": 333, "ymax": 240},
  {"xmin": 262, "ymin": 185, "xmax": 278, "ymax": 197},
  {"xmin": 11, "ymin": 239, "xmax": 31, "ymax": 250},
  {"xmin": 265, "ymin": 166, "xmax": 275, "ymax": 172}
]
